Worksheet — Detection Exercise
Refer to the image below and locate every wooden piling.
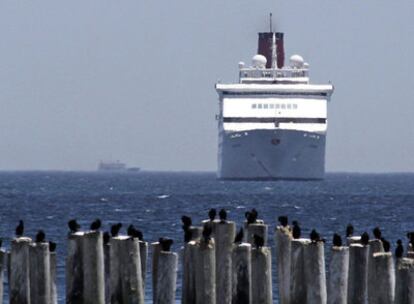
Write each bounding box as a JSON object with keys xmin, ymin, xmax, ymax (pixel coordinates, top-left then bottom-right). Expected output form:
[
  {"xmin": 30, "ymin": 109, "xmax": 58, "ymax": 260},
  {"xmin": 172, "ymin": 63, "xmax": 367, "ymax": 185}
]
[
  {"xmin": 368, "ymin": 239, "xmax": 384, "ymax": 304},
  {"xmin": 195, "ymin": 238, "xmax": 216, "ymax": 304},
  {"xmin": 232, "ymin": 243, "xmax": 252, "ymax": 304},
  {"xmin": 189, "ymin": 226, "xmax": 203, "ymax": 241},
  {"xmin": 182, "ymin": 241, "xmax": 197, "ymax": 304},
  {"xmin": 407, "ymin": 251, "xmax": 414, "ymax": 259},
  {"xmin": 304, "ymin": 241, "xmax": 327, "ymax": 304},
  {"xmin": 246, "ymin": 223, "xmax": 268, "ymax": 246},
  {"xmin": 50, "ymin": 251, "xmax": 57, "ymax": 304},
  {"xmin": 275, "ymin": 226, "xmax": 292, "ymax": 304},
  {"xmin": 328, "ymin": 246, "xmax": 349, "ymax": 304},
  {"xmin": 155, "ymin": 251, "xmax": 178, "ymax": 304},
  {"xmin": 152, "ymin": 242, "xmax": 161, "ymax": 303},
  {"xmin": 103, "ymin": 242, "xmax": 111, "ymax": 304},
  {"xmin": 347, "ymin": 243, "xmax": 369, "ymax": 304},
  {"xmin": 139, "ymin": 241, "xmax": 148, "ymax": 291},
  {"xmin": 369, "ymin": 252, "xmax": 395, "ymax": 304},
  {"xmin": 0, "ymin": 248, "xmax": 6, "ymax": 303},
  {"xmin": 290, "ymin": 238, "xmax": 311, "ymax": 304},
  {"xmin": 346, "ymin": 236, "xmax": 361, "ymax": 245},
  {"xmin": 10, "ymin": 237, "xmax": 32, "ymax": 304},
  {"xmin": 395, "ymin": 258, "xmax": 414, "ymax": 304},
  {"xmin": 215, "ymin": 221, "xmax": 236, "ymax": 304},
  {"xmin": 29, "ymin": 242, "xmax": 51, "ymax": 304},
  {"xmin": 66, "ymin": 232, "xmax": 84, "ymax": 304},
  {"xmin": 251, "ymin": 246, "xmax": 272, "ymax": 304}
]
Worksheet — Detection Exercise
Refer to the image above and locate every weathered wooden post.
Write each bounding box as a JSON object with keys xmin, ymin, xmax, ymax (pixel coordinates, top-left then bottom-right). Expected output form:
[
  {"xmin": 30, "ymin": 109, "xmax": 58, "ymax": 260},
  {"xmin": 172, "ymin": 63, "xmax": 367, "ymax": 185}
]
[
  {"xmin": 304, "ymin": 241, "xmax": 327, "ymax": 304},
  {"xmin": 290, "ymin": 238, "xmax": 310, "ymax": 304},
  {"xmin": 328, "ymin": 246, "xmax": 349, "ymax": 304},
  {"xmin": 215, "ymin": 221, "xmax": 236, "ymax": 304},
  {"xmin": 152, "ymin": 242, "xmax": 161, "ymax": 303},
  {"xmin": 50, "ymin": 251, "xmax": 58, "ymax": 304},
  {"xmin": 251, "ymin": 246, "xmax": 272, "ymax": 304},
  {"xmin": 182, "ymin": 240, "xmax": 198, "ymax": 304},
  {"xmin": 195, "ymin": 238, "xmax": 216, "ymax": 304},
  {"xmin": 346, "ymin": 236, "xmax": 361, "ymax": 245},
  {"xmin": 29, "ymin": 242, "xmax": 52, "ymax": 304},
  {"xmin": 369, "ymin": 252, "xmax": 395, "ymax": 304},
  {"xmin": 347, "ymin": 243, "xmax": 369, "ymax": 304},
  {"xmin": 246, "ymin": 223, "xmax": 268, "ymax": 247},
  {"xmin": 232, "ymin": 243, "xmax": 252, "ymax": 304},
  {"xmin": 190, "ymin": 226, "xmax": 203, "ymax": 241},
  {"xmin": 275, "ymin": 226, "xmax": 292, "ymax": 304},
  {"xmin": 103, "ymin": 241, "xmax": 111, "ymax": 304},
  {"xmin": 10, "ymin": 237, "xmax": 32, "ymax": 304},
  {"xmin": 0, "ymin": 247, "xmax": 6, "ymax": 302},
  {"xmin": 139, "ymin": 240, "xmax": 148, "ymax": 291},
  {"xmin": 395, "ymin": 257, "xmax": 414, "ymax": 303},
  {"xmin": 155, "ymin": 250, "xmax": 178, "ymax": 304},
  {"xmin": 66, "ymin": 232, "xmax": 84, "ymax": 304},
  {"xmin": 368, "ymin": 239, "xmax": 384, "ymax": 304}
]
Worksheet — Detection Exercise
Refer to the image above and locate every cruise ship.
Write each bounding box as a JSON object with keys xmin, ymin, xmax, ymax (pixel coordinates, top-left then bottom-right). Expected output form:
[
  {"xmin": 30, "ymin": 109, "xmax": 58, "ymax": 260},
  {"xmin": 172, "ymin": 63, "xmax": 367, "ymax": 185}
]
[{"xmin": 215, "ymin": 24, "xmax": 334, "ymax": 180}]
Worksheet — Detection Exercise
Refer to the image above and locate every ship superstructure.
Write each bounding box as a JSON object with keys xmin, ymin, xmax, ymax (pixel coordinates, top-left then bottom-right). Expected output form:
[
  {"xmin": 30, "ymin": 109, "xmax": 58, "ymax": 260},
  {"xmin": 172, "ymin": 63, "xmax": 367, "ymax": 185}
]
[{"xmin": 215, "ymin": 25, "xmax": 334, "ymax": 180}]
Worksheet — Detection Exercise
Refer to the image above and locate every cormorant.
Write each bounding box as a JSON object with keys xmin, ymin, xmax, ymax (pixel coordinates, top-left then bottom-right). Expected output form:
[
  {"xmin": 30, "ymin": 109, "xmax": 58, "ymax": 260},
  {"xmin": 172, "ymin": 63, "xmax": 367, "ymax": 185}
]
[
  {"xmin": 292, "ymin": 221, "xmax": 301, "ymax": 239},
  {"xmin": 202, "ymin": 225, "xmax": 212, "ymax": 243},
  {"xmin": 181, "ymin": 216, "xmax": 192, "ymax": 229},
  {"xmin": 381, "ymin": 238, "xmax": 390, "ymax": 252},
  {"xmin": 111, "ymin": 223, "xmax": 122, "ymax": 237},
  {"xmin": 219, "ymin": 209, "xmax": 227, "ymax": 223},
  {"xmin": 0, "ymin": 238, "xmax": 2, "ymax": 248},
  {"xmin": 278, "ymin": 216, "xmax": 288, "ymax": 227},
  {"xmin": 35, "ymin": 230, "xmax": 46, "ymax": 243},
  {"xmin": 253, "ymin": 234, "xmax": 264, "ymax": 249},
  {"xmin": 234, "ymin": 228, "xmax": 244, "ymax": 244},
  {"xmin": 346, "ymin": 224, "xmax": 354, "ymax": 238},
  {"xmin": 184, "ymin": 228, "xmax": 192, "ymax": 243},
  {"xmin": 373, "ymin": 227, "xmax": 382, "ymax": 240},
  {"xmin": 208, "ymin": 209, "xmax": 217, "ymax": 221},
  {"xmin": 333, "ymin": 233, "xmax": 342, "ymax": 247},
  {"xmin": 310, "ymin": 229, "xmax": 320, "ymax": 243},
  {"xmin": 127, "ymin": 225, "xmax": 143, "ymax": 240},
  {"xmin": 103, "ymin": 232, "xmax": 110, "ymax": 245},
  {"xmin": 90, "ymin": 219, "xmax": 102, "ymax": 231},
  {"xmin": 245, "ymin": 211, "xmax": 257, "ymax": 225},
  {"xmin": 159, "ymin": 238, "xmax": 173, "ymax": 252},
  {"xmin": 68, "ymin": 219, "xmax": 80, "ymax": 234},
  {"xmin": 15, "ymin": 220, "xmax": 24, "ymax": 237},
  {"xmin": 395, "ymin": 240, "xmax": 403, "ymax": 258},
  {"xmin": 360, "ymin": 232, "xmax": 370, "ymax": 246},
  {"xmin": 49, "ymin": 241, "xmax": 57, "ymax": 252}
]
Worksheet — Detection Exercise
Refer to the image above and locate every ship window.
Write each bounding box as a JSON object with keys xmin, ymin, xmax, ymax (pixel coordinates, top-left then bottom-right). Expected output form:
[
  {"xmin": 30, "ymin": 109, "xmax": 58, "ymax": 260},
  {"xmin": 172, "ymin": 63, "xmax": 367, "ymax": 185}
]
[
  {"xmin": 275, "ymin": 104, "xmax": 280, "ymax": 109},
  {"xmin": 287, "ymin": 104, "xmax": 292, "ymax": 109},
  {"xmin": 293, "ymin": 104, "xmax": 298, "ymax": 109},
  {"xmin": 264, "ymin": 104, "xmax": 268, "ymax": 109},
  {"xmin": 270, "ymin": 104, "xmax": 274, "ymax": 109},
  {"xmin": 252, "ymin": 104, "xmax": 257, "ymax": 109},
  {"xmin": 258, "ymin": 104, "xmax": 263, "ymax": 109},
  {"xmin": 281, "ymin": 104, "xmax": 286, "ymax": 109}
]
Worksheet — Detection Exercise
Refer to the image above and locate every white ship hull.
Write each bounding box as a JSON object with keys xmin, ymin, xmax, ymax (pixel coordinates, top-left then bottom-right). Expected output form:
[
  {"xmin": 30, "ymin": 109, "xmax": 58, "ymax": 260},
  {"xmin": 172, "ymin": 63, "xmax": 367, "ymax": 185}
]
[{"xmin": 218, "ymin": 129, "xmax": 326, "ymax": 180}]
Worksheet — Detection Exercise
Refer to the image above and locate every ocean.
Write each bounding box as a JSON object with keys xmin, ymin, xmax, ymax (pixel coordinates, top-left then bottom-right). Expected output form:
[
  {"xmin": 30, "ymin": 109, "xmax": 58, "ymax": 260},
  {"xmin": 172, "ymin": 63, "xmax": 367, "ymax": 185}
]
[{"xmin": 0, "ymin": 171, "xmax": 413, "ymax": 303}]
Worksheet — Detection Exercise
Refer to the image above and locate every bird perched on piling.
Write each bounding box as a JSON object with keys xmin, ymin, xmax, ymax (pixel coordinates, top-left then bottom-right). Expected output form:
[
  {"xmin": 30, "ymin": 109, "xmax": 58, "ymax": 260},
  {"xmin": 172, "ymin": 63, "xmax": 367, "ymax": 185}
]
[
  {"xmin": 181, "ymin": 216, "xmax": 192, "ymax": 230},
  {"xmin": 219, "ymin": 209, "xmax": 227, "ymax": 223},
  {"xmin": 111, "ymin": 223, "xmax": 122, "ymax": 237},
  {"xmin": 90, "ymin": 219, "xmax": 102, "ymax": 231},
  {"xmin": 381, "ymin": 238, "xmax": 391, "ymax": 252},
  {"xmin": 253, "ymin": 234, "xmax": 264, "ymax": 249},
  {"xmin": 373, "ymin": 227, "xmax": 382, "ymax": 240},
  {"xmin": 49, "ymin": 241, "xmax": 57, "ymax": 252},
  {"xmin": 208, "ymin": 208, "xmax": 217, "ymax": 221},
  {"xmin": 68, "ymin": 219, "xmax": 80, "ymax": 234},
  {"xmin": 310, "ymin": 229, "xmax": 322, "ymax": 243},
  {"xmin": 245, "ymin": 209, "xmax": 258, "ymax": 225},
  {"xmin": 159, "ymin": 238, "xmax": 174, "ymax": 252},
  {"xmin": 292, "ymin": 221, "xmax": 301, "ymax": 239},
  {"xmin": 127, "ymin": 224, "xmax": 143, "ymax": 240},
  {"xmin": 0, "ymin": 238, "xmax": 2, "ymax": 248},
  {"xmin": 234, "ymin": 228, "xmax": 244, "ymax": 244},
  {"xmin": 360, "ymin": 232, "xmax": 370, "ymax": 246},
  {"xmin": 278, "ymin": 216, "xmax": 288, "ymax": 227},
  {"xmin": 103, "ymin": 232, "xmax": 110, "ymax": 245},
  {"xmin": 346, "ymin": 224, "xmax": 354, "ymax": 238},
  {"xmin": 395, "ymin": 240, "xmax": 404, "ymax": 258},
  {"xmin": 15, "ymin": 220, "xmax": 24, "ymax": 237},
  {"xmin": 333, "ymin": 233, "xmax": 343, "ymax": 247},
  {"xmin": 202, "ymin": 225, "xmax": 213, "ymax": 243},
  {"xmin": 35, "ymin": 230, "xmax": 46, "ymax": 243}
]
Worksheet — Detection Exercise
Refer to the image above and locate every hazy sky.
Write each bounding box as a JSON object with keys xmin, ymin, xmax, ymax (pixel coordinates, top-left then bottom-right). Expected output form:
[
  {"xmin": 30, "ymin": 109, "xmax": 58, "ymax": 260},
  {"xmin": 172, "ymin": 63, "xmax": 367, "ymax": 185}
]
[{"xmin": 0, "ymin": 1, "xmax": 413, "ymax": 172}]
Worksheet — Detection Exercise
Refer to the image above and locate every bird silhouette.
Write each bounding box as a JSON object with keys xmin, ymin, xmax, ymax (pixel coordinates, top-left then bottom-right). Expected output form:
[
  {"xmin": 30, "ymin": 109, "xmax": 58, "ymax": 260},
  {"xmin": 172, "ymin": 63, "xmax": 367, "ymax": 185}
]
[
  {"xmin": 184, "ymin": 228, "xmax": 192, "ymax": 243},
  {"xmin": 159, "ymin": 238, "xmax": 174, "ymax": 252},
  {"xmin": 103, "ymin": 232, "xmax": 110, "ymax": 245},
  {"xmin": 245, "ymin": 210, "xmax": 257, "ymax": 225},
  {"xmin": 68, "ymin": 219, "xmax": 80, "ymax": 234},
  {"xmin": 234, "ymin": 228, "xmax": 244, "ymax": 244},
  {"xmin": 346, "ymin": 224, "xmax": 354, "ymax": 238},
  {"xmin": 90, "ymin": 219, "xmax": 101, "ymax": 231},
  {"xmin": 219, "ymin": 209, "xmax": 227, "ymax": 223},
  {"xmin": 310, "ymin": 229, "xmax": 320, "ymax": 243},
  {"xmin": 181, "ymin": 216, "xmax": 192, "ymax": 229},
  {"xmin": 0, "ymin": 238, "xmax": 2, "ymax": 248},
  {"xmin": 373, "ymin": 227, "xmax": 382, "ymax": 240},
  {"xmin": 127, "ymin": 225, "xmax": 143, "ymax": 240},
  {"xmin": 15, "ymin": 220, "xmax": 24, "ymax": 237},
  {"xmin": 49, "ymin": 241, "xmax": 57, "ymax": 252},
  {"xmin": 381, "ymin": 238, "xmax": 390, "ymax": 252},
  {"xmin": 111, "ymin": 223, "xmax": 122, "ymax": 237},
  {"xmin": 208, "ymin": 209, "xmax": 217, "ymax": 221},
  {"xmin": 333, "ymin": 233, "xmax": 342, "ymax": 247},
  {"xmin": 202, "ymin": 225, "xmax": 213, "ymax": 243},
  {"xmin": 35, "ymin": 230, "xmax": 46, "ymax": 243},
  {"xmin": 360, "ymin": 232, "xmax": 370, "ymax": 246},
  {"xmin": 292, "ymin": 221, "xmax": 301, "ymax": 239},
  {"xmin": 278, "ymin": 216, "xmax": 288, "ymax": 227},
  {"xmin": 395, "ymin": 240, "xmax": 403, "ymax": 258},
  {"xmin": 253, "ymin": 234, "xmax": 264, "ymax": 249}
]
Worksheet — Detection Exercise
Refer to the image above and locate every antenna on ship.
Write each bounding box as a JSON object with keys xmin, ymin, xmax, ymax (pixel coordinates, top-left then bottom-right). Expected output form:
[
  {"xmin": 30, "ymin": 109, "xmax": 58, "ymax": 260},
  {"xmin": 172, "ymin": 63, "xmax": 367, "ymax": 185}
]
[
  {"xmin": 269, "ymin": 12, "xmax": 273, "ymax": 32},
  {"xmin": 270, "ymin": 13, "xmax": 277, "ymax": 69}
]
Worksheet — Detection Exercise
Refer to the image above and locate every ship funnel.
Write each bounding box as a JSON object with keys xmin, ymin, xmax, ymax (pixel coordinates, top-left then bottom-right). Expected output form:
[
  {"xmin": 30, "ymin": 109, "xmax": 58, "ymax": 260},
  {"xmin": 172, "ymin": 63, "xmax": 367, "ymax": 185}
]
[{"xmin": 257, "ymin": 32, "xmax": 285, "ymax": 68}]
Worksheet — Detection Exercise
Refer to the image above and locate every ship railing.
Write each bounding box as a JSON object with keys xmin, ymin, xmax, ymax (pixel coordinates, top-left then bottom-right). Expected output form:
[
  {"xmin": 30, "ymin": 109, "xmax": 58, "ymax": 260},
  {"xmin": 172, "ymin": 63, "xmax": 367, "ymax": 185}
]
[{"xmin": 239, "ymin": 67, "xmax": 309, "ymax": 80}]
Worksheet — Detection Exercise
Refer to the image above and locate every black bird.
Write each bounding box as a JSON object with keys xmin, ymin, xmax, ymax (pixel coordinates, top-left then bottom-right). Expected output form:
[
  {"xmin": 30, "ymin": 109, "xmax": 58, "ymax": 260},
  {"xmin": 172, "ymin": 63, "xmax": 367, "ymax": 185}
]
[
  {"xmin": 253, "ymin": 234, "xmax": 264, "ymax": 249},
  {"xmin": 292, "ymin": 221, "xmax": 301, "ymax": 239},
  {"xmin": 103, "ymin": 232, "xmax": 110, "ymax": 245},
  {"xmin": 219, "ymin": 209, "xmax": 227, "ymax": 223},
  {"xmin": 346, "ymin": 224, "xmax": 354, "ymax": 238},
  {"xmin": 0, "ymin": 238, "xmax": 2, "ymax": 248},
  {"xmin": 278, "ymin": 216, "xmax": 288, "ymax": 227},
  {"xmin": 234, "ymin": 228, "xmax": 244, "ymax": 244},
  {"xmin": 181, "ymin": 216, "xmax": 192, "ymax": 229},
  {"xmin": 184, "ymin": 228, "xmax": 192, "ymax": 243},
  {"xmin": 90, "ymin": 219, "xmax": 102, "ymax": 231},
  {"xmin": 127, "ymin": 225, "xmax": 144, "ymax": 240},
  {"xmin": 310, "ymin": 229, "xmax": 320, "ymax": 243},
  {"xmin": 68, "ymin": 219, "xmax": 80, "ymax": 234},
  {"xmin": 208, "ymin": 209, "xmax": 217, "ymax": 221},
  {"xmin": 333, "ymin": 233, "xmax": 343, "ymax": 247},
  {"xmin": 395, "ymin": 239, "xmax": 404, "ymax": 258},
  {"xmin": 35, "ymin": 230, "xmax": 46, "ymax": 243},
  {"xmin": 202, "ymin": 225, "xmax": 213, "ymax": 243},
  {"xmin": 111, "ymin": 223, "xmax": 122, "ymax": 237},
  {"xmin": 49, "ymin": 241, "xmax": 57, "ymax": 252},
  {"xmin": 360, "ymin": 232, "xmax": 370, "ymax": 246},
  {"xmin": 407, "ymin": 232, "xmax": 414, "ymax": 247},
  {"xmin": 15, "ymin": 220, "xmax": 24, "ymax": 237},
  {"xmin": 159, "ymin": 238, "xmax": 174, "ymax": 252},
  {"xmin": 251, "ymin": 209, "xmax": 258, "ymax": 221},
  {"xmin": 381, "ymin": 238, "xmax": 390, "ymax": 252},
  {"xmin": 373, "ymin": 227, "xmax": 382, "ymax": 240},
  {"xmin": 245, "ymin": 211, "xmax": 257, "ymax": 225}
]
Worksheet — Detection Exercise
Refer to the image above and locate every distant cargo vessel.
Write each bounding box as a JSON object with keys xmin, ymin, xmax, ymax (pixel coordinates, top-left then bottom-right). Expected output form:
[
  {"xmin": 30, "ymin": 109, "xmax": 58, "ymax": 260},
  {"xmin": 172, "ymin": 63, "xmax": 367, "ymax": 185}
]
[
  {"xmin": 215, "ymin": 19, "xmax": 334, "ymax": 180},
  {"xmin": 98, "ymin": 161, "xmax": 140, "ymax": 172}
]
